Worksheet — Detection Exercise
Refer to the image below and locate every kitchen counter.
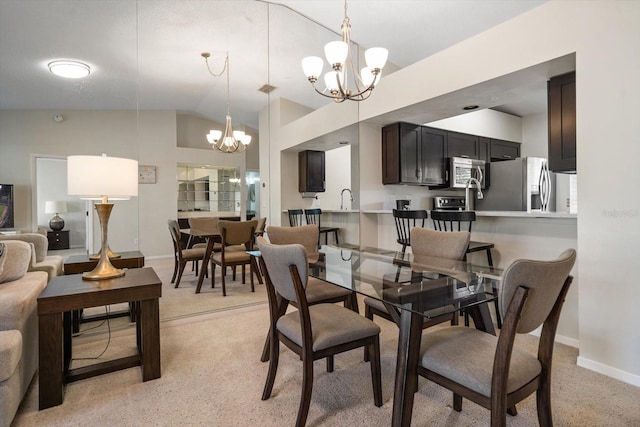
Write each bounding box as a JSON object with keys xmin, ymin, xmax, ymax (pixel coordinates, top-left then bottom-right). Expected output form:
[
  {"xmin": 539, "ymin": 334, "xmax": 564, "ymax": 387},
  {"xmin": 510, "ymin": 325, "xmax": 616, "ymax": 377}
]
[
  {"xmin": 361, "ymin": 209, "xmax": 576, "ymax": 219},
  {"xmin": 281, "ymin": 209, "xmax": 359, "ymax": 213}
]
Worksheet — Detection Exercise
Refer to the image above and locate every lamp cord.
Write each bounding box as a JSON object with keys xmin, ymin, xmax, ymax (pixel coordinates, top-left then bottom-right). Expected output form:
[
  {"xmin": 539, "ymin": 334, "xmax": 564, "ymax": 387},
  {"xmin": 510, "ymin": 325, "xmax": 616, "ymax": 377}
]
[{"xmin": 72, "ymin": 305, "xmax": 112, "ymax": 361}]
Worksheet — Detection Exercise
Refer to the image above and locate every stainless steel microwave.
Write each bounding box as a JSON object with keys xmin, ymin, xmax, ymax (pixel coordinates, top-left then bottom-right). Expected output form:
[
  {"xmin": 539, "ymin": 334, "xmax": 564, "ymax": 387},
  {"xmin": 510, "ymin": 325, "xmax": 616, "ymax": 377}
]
[{"xmin": 448, "ymin": 157, "xmax": 487, "ymax": 189}]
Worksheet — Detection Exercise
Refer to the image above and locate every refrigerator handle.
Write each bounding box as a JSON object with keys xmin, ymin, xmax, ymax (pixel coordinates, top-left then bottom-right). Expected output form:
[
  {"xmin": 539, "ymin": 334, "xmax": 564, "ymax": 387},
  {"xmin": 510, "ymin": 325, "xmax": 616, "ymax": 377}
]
[{"xmin": 540, "ymin": 160, "xmax": 551, "ymax": 212}]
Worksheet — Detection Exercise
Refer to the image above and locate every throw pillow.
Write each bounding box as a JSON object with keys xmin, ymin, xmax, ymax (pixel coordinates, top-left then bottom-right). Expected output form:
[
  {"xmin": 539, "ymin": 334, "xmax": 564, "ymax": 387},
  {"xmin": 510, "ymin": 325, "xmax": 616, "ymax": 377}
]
[{"xmin": 0, "ymin": 240, "xmax": 32, "ymax": 284}]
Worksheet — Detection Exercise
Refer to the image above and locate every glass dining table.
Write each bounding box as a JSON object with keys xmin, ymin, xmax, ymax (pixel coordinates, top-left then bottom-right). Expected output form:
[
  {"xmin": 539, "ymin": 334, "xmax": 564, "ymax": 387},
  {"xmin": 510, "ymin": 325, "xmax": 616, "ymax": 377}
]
[{"xmin": 310, "ymin": 245, "xmax": 502, "ymax": 427}]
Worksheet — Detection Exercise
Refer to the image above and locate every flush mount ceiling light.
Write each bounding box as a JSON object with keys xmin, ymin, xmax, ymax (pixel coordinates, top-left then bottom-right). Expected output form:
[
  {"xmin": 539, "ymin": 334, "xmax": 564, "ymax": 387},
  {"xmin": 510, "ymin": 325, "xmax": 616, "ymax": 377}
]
[
  {"xmin": 202, "ymin": 52, "xmax": 251, "ymax": 153},
  {"xmin": 302, "ymin": 0, "xmax": 388, "ymax": 103},
  {"xmin": 48, "ymin": 60, "xmax": 91, "ymax": 78}
]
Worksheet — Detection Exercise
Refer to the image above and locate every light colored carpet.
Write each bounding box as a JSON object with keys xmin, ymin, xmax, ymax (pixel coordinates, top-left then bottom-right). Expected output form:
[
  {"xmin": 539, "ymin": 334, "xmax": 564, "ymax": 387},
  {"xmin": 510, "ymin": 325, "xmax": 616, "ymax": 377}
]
[{"xmin": 13, "ymin": 301, "xmax": 640, "ymax": 426}]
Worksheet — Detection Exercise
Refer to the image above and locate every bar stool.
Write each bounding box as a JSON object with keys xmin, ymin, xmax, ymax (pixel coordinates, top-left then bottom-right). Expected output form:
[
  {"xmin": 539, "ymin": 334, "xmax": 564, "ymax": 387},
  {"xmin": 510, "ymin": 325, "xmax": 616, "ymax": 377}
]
[
  {"xmin": 430, "ymin": 209, "xmax": 501, "ymax": 328},
  {"xmin": 304, "ymin": 208, "xmax": 339, "ymax": 245},
  {"xmin": 392, "ymin": 209, "xmax": 428, "ymax": 255},
  {"xmin": 288, "ymin": 209, "xmax": 305, "ymax": 226}
]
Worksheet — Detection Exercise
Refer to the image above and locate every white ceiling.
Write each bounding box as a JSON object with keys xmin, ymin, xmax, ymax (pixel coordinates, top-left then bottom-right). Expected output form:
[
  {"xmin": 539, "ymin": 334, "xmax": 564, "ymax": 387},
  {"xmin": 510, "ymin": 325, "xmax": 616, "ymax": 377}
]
[{"xmin": 0, "ymin": 0, "xmax": 549, "ymax": 130}]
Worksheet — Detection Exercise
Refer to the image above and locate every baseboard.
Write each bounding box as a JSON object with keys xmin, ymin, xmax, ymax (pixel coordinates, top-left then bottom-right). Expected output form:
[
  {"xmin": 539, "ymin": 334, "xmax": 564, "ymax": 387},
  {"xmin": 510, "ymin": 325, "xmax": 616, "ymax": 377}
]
[
  {"xmin": 577, "ymin": 356, "xmax": 640, "ymax": 388},
  {"xmin": 528, "ymin": 328, "xmax": 579, "ymax": 348}
]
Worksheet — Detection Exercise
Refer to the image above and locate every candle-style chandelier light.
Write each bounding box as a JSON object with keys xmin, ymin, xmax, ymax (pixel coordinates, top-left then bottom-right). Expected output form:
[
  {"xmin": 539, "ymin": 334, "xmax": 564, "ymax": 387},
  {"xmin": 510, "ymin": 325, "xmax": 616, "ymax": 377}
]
[
  {"xmin": 302, "ymin": 0, "xmax": 388, "ymax": 103},
  {"xmin": 202, "ymin": 52, "xmax": 252, "ymax": 153}
]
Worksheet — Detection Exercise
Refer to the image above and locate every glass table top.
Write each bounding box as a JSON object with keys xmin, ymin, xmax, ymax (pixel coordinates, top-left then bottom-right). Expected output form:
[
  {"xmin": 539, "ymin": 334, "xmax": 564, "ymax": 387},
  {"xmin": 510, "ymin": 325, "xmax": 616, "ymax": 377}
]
[{"xmin": 310, "ymin": 245, "xmax": 503, "ymax": 318}]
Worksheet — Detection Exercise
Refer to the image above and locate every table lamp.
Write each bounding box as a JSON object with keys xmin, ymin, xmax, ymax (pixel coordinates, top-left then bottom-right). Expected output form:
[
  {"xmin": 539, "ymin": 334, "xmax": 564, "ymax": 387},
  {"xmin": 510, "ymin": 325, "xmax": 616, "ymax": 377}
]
[
  {"xmin": 45, "ymin": 200, "xmax": 67, "ymax": 231},
  {"xmin": 67, "ymin": 154, "xmax": 138, "ymax": 280}
]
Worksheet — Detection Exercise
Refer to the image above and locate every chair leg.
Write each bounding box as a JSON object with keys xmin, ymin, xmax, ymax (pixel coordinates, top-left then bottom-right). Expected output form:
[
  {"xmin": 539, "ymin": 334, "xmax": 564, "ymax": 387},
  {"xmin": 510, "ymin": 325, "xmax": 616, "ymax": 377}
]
[
  {"xmin": 221, "ymin": 266, "xmax": 227, "ymax": 296},
  {"xmin": 296, "ymin": 354, "xmax": 314, "ymax": 427},
  {"xmin": 453, "ymin": 393, "xmax": 462, "ymax": 412},
  {"xmin": 241, "ymin": 264, "xmax": 246, "ymax": 284},
  {"xmin": 363, "ymin": 304, "xmax": 374, "ymax": 362},
  {"xmin": 232, "ymin": 266, "xmax": 237, "ymax": 281},
  {"xmin": 171, "ymin": 256, "xmax": 178, "ymax": 284},
  {"xmin": 369, "ymin": 337, "xmax": 383, "ymax": 407},
  {"xmin": 536, "ymin": 375, "xmax": 552, "ymax": 426},
  {"xmin": 174, "ymin": 262, "xmax": 187, "ymax": 288},
  {"xmin": 211, "ymin": 264, "xmax": 216, "ymax": 288},
  {"xmin": 194, "ymin": 260, "xmax": 199, "ymax": 276},
  {"xmin": 334, "ymin": 230, "xmax": 339, "ymax": 245},
  {"xmin": 261, "ymin": 336, "xmax": 280, "ymax": 400},
  {"xmin": 326, "ymin": 355, "xmax": 334, "ymax": 373},
  {"xmin": 249, "ymin": 263, "xmax": 255, "ymax": 292}
]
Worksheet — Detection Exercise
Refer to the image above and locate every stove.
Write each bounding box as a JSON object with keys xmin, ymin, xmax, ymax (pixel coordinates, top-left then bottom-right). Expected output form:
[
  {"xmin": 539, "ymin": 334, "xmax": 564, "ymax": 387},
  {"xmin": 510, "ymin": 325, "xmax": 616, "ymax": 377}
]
[{"xmin": 432, "ymin": 196, "xmax": 467, "ymax": 211}]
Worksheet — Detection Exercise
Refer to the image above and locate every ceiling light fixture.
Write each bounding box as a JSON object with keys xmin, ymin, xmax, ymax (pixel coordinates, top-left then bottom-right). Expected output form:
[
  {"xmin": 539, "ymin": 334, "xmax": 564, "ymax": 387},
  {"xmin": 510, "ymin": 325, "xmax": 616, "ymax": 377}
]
[
  {"xmin": 302, "ymin": 0, "xmax": 388, "ymax": 103},
  {"xmin": 202, "ymin": 52, "xmax": 251, "ymax": 153},
  {"xmin": 48, "ymin": 60, "xmax": 90, "ymax": 78}
]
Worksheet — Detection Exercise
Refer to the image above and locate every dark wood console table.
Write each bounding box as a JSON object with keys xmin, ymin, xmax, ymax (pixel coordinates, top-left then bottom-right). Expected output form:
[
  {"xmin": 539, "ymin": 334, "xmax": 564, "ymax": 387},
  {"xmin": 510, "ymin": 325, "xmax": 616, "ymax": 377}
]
[{"xmin": 38, "ymin": 267, "xmax": 162, "ymax": 409}]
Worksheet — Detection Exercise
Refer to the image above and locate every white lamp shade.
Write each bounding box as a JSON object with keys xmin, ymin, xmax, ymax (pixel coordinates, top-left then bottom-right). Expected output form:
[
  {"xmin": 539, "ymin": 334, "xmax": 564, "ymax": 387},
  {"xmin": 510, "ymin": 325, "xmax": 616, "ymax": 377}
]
[
  {"xmin": 67, "ymin": 155, "xmax": 138, "ymax": 200},
  {"xmin": 302, "ymin": 56, "xmax": 324, "ymax": 78},
  {"xmin": 324, "ymin": 41, "xmax": 348, "ymax": 66},
  {"xmin": 240, "ymin": 134, "xmax": 252, "ymax": 145},
  {"xmin": 233, "ymin": 130, "xmax": 245, "ymax": 140},
  {"xmin": 324, "ymin": 71, "xmax": 343, "ymax": 92},
  {"xmin": 207, "ymin": 130, "xmax": 222, "ymax": 143},
  {"xmin": 364, "ymin": 47, "xmax": 388, "ymax": 70},
  {"xmin": 360, "ymin": 67, "xmax": 381, "ymax": 87},
  {"xmin": 45, "ymin": 200, "xmax": 67, "ymax": 214}
]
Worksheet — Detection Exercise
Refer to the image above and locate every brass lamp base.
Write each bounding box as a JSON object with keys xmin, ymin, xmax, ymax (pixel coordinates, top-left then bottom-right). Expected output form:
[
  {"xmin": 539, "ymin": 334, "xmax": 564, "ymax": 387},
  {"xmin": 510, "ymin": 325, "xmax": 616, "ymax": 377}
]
[
  {"xmin": 82, "ymin": 203, "xmax": 126, "ymax": 281},
  {"xmin": 89, "ymin": 247, "xmax": 121, "ymax": 260}
]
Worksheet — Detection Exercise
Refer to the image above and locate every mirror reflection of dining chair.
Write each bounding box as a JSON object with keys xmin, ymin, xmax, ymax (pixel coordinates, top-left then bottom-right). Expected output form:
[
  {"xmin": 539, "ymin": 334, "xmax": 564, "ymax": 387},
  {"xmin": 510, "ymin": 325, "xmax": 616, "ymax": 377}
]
[
  {"xmin": 257, "ymin": 237, "xmax": 382, "ymax": 427},
  {"xmin": 211, "ymin": 219, "xmax": 258, "ymax": 296},
  {"xmin": 416, "ymin": 249, "xmax": 576, "ymax": 427},
  {"xmin": 304, "ymin": 208, "xmax": 339, "ymax": 245},
  {"xmin": 260, "ymin": 225, "xmax": 358, "ymax": 362},
  {"xmin": 167, "ymin": 219, "xmax": 207, "ymax": 288},
  {"xmin": 188, "ymin": 217, "xmax": 221, "ymax": 274},
  {"xmin": 363, "ymin": 227, "xmax": 470, "ymax": 359}
]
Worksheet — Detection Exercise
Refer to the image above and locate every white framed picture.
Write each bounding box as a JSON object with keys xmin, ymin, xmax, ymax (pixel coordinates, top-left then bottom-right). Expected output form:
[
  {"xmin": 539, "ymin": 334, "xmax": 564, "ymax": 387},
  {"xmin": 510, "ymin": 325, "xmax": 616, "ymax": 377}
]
[{"xmin": 139, "ymin": 165, "xmax": 156, "ymax": 184}]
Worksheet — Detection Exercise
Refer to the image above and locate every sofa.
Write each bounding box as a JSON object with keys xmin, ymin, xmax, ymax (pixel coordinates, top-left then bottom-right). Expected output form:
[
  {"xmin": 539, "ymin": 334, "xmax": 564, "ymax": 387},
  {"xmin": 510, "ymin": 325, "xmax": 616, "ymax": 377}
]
[
  {"xmin": 0, "ymin": 233, "xmax": 63, "ymax": 280},
  {"xmin": 0, "ymin": 240, "xmax": 49, "ymax": 427}
]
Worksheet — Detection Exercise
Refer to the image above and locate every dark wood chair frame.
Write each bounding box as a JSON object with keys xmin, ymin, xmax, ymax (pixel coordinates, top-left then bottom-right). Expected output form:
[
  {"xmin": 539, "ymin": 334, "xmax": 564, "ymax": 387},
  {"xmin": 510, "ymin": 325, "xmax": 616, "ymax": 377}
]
[
  {"xmin": 417, "ymin": 275, "xmax": 573, "ymax": 427},
  {"xmin": 392, "ymin": 209, "xmax": 428, "ymax": 255},
  {"xmin": 304, "ymin": 208, "xmax": 339, "ymax": 245},
  {"xmin": 211, "ymin": 221, "xmax": 257, "ymax": 296},
  {"xmin": 288, "ymin": 209, "xmax": 305, "ymax": 226},
  {"xmin": 259, "ymin": 256, "xmax": 383, "ymax": 427},
  {"xmin": 430, "ymin": 209, "xmax": 501, "ymax": 328},
  {"xmin": 168, "ymin": 219, "xmax": 206, "ymax": 288}
]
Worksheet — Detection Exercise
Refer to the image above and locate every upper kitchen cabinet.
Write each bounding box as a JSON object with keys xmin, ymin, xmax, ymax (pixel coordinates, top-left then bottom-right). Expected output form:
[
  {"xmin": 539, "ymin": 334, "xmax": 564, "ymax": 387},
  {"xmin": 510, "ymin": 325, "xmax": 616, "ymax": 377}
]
[
  {"xmin": 490, "ymin": 138, "xmax": 521, "ymax": 161},
  {"xmin": 446, "ymin": 131, "xmax": 479, "ymax": 159},
  {"xmin": 382, "ymin": 123, "xmax": 446, "ymax": 186},
  {"xmin": 299, "ymin": 150, "xmax": 325, "ymax": 193},
  {"xmin": 548, "ymin": 71, "xmax": 576, "ymax": 172}
]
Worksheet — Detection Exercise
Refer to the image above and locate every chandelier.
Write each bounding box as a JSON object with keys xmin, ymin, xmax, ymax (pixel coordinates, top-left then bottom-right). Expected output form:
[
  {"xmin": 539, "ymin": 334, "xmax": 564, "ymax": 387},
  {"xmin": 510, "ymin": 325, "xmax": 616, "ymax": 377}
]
[
  {"xmin": 202, "ymin": 52, "xmax": 252, "ymax": 153},
  {"xmin": 302, "ymin": 0, "xmax": 388, "ymax": 103}
]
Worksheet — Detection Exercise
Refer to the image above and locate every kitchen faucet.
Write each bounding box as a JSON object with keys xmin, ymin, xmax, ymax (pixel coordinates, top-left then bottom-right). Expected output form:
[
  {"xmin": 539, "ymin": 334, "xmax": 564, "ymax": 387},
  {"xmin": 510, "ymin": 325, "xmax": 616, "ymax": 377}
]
[
  {"xmin": 340, "ymin": 188, "xmax": 353, "ymax": 210},
  {"xmin": 464, "ymin": 178, "xmax": 484, "ymax": 210}
]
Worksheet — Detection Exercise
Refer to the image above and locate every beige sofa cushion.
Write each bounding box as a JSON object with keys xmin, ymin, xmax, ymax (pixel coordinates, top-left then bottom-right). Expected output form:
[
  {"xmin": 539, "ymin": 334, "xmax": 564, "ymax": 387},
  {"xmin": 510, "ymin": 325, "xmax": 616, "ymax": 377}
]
[
  {"xmin": 0, "ymin": 233, "xmax": 48, "ymax": 262},
  {"xmin": 0, "ymin": 241, "xmax": 31, "ymax": 284},
  {"xmin": 0, "ymin": 330, "xmax": 22, "ymax": 383}
]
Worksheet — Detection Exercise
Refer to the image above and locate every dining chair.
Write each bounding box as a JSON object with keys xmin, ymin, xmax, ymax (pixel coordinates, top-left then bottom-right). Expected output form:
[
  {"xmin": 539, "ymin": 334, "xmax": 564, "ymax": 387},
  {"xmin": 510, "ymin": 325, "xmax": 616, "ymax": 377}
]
[
  {"xmin": 188, "ymin": 217, "xmax": 221, "ymax": 271},
  {"xmin": 430, "ymin": 209, "xmax": 500, "ymax": 328},
  {"xmin": 417, "ymin": 249, "xmax": 576, "ymax": 427},
  {"xmin": 254, "ymin": 217, "xmax": 267, "ymax": 237},
  {"xmin": 260, "ymin": 225, "xmax": 358, "ymax": 363},
  {"xmin": 364, "ymin": 227, "xmax": 470, "ymax": 334},
  {"xmin": 288, "ymin": 209, "xmax": 305, "ymax": 227},
  {"xmin": 257, "ymin": 237, "xmax": 382, "ymax": 427},
  {"xmin": 304, "ymin": 208, "xmax": 339, "ymax": 245},
  {"xmin": 392, "ymin": 209, "xmax": 428, "ymax": 255},
  {"xmin": 167, "ymin": 219, "xmax": 207, "ymax": 288},
  {"xmin": 210, "ymin": 219, "xmax": 258, "ymax": 296}
]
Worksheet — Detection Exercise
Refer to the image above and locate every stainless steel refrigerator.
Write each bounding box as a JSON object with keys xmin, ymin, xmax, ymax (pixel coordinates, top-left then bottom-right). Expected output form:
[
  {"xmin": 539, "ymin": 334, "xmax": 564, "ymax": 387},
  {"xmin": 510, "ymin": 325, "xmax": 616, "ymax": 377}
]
[{"xmin": 476, "ymin": 157, "xmax": 555, "ymax": 212}]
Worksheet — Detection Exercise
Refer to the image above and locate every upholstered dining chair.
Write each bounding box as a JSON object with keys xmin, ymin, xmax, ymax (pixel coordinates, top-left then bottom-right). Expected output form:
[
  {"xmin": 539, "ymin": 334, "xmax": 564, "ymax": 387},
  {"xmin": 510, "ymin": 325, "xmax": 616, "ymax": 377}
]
[
  {"xmin": 392, "ymin": 209, "xmax": 428, "ymax": 255},
  {"xmin": 416, "ymin": 249, "xmax": 576, "ymax": 427},
  {"xmin": 257, "ymin": 237, "xmax": 382, "ymax": 427},
  {"xmin": 188, "ymin": 217, "xmax": 221, "ymax": 271},
  {"xmin": 211, "ymin": 219, "xmax": 258, "ymax": 296},
  {"xmin": 430, "ymin": 209, "xmax": 500, "ymax": 328},
  {"xmin": 364, "ymin": 227, "xmax": 470, "ymax": 330},
  {"xmin": 260, "ymin": 225, "xmax": 358, "ymax": 363},
  {"xmin": 304, "ymin": 208, "xmax": 339, "ymax": 245},
  {"xmin": 167, "ymin": 219, "xmax": 207, "ymax": 288}
]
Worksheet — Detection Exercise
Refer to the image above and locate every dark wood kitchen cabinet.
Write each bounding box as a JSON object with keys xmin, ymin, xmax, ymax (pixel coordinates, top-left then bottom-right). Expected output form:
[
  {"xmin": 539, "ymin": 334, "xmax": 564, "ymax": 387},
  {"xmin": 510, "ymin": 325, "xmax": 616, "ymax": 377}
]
[
  {"xmin": 382, "ymin": 123, "xmax": 446, "ymax": 186},
  {"xmin": 490, "ymin": 138, "xmax": 521, "ymax": 161},
  {"xmin": 548, "ymin": 71, "xmax": 576, "ymax": 172},
  {"xmin": 298, "ymin": 150, "xmax": 325, "ymax": 192},
  {"xmin": 446, "ymin": 131, "xmax": 479, "ymax": 159}
]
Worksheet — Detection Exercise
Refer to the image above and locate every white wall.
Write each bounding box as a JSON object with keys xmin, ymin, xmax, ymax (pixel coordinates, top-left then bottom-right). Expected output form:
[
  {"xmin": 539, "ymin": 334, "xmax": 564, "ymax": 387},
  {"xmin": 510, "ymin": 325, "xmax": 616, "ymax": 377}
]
[{"xmin": 426, "ymin": 109, "xmax": 523, "ymax": 142}]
